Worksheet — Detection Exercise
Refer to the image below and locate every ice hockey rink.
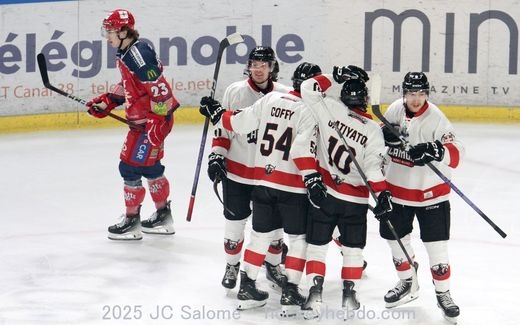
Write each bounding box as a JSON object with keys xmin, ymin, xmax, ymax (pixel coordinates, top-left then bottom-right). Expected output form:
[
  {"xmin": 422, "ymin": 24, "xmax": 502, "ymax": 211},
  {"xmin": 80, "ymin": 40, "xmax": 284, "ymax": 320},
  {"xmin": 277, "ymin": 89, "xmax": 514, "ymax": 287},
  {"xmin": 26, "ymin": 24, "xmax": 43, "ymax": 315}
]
[{"xmin": 1, "ymin": 122, "xmax": 518, "ymax": 325}]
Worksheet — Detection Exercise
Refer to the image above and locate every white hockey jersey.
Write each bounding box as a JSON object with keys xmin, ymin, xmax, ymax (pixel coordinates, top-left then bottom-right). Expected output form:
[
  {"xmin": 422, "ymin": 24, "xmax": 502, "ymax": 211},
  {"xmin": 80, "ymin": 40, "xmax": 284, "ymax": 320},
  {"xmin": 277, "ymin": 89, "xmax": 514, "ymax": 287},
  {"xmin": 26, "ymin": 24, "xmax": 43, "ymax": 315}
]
[
  {"xmin": 300, "ymin": 74, "xmax": 387, "ymax": 204},
  {"xmin": 211, "ymin": 78, "xmax": 291, "ymax": 185},
  {"xmin": 219, "ymin": 90, "xmax": 318, "ymax": 194},
  {"xmin": 383, "ymin": 98, "xmax": 465, "ymax": 207}
]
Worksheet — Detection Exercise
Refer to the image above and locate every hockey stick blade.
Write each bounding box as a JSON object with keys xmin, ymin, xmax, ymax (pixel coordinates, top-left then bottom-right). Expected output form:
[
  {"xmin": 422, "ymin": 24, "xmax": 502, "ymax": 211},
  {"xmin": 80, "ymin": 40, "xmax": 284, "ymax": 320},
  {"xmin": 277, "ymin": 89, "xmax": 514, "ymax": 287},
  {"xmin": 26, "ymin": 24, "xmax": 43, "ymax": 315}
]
[
  {"xmin": 372, "ymin": 103, "xmax": 507, "ymax": 238},
  {"xmin": 37, "ymin": 53, "xmax": 141, "ymax": 130},
  {"xmin": 186, "ymin": 33, "xmax": 244, "ymax": 222}
]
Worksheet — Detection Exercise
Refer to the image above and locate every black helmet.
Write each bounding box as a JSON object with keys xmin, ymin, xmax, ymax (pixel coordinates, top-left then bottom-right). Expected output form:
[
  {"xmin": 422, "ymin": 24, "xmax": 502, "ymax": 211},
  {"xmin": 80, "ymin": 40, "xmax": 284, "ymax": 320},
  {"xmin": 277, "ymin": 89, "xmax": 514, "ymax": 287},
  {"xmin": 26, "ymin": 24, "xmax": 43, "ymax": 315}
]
[
  {"xmin": 246, "ymin": 46, "xmax": 277, "ymax": 78},
  {"xmin": 402, "ymin": 72, "xmax": 429, "ymax": 94},
  {"xmin": 340, "ymin": 78, "xmax": 369, "ymax": 110},
  {"xmin": 292, "ymin": 62, "xmax": 322, "ymax": 92}
]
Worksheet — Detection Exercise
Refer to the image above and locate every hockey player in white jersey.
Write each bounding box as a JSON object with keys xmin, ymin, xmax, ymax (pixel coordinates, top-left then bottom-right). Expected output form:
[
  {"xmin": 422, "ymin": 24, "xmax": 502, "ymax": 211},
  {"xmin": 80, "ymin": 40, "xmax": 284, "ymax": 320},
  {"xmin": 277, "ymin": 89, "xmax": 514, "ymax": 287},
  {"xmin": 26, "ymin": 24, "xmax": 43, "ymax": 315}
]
[
  {"xmin": 206, "ymin": 47, "xmax": 291, "ymax": 292},
  {"xmin": 298, "ymin": 66, "xmax": 391, "ymax": 319},
  {"xmin": 379, "ymin": 72, "xmax": 464, "ymax": 323},
  {"xmin": 200, "ymin": 62, "xmax": 322, "ymax": 314}
]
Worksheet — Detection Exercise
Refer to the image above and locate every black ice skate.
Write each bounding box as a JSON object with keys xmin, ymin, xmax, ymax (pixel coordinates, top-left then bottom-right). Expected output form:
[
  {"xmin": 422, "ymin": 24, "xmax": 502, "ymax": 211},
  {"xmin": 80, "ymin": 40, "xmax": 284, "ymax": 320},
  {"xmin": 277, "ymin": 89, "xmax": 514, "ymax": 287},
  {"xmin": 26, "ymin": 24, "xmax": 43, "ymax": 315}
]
[
  {"xmin": 342, "ymin": 280, "xmax": 361, "ymax": 313},
  {"xmin": 302, "ymin": 275, "xmax": 324, "ymax": 320},
  {"xmin": 108, "ymin": 214, "xmax": 142, "ymax": 240},
  {"xmin": 384, "ymin": 262, "xmax": 420, "ymax": 308},
  {"xmin": 436, "ymin": 290, "xmax": 460, "ymax": 324},
  {"xmin": 264, "ymin": 261, "xmax": 287, "ymax": 292},
  {"xmin": 221, "ymin": 262, "xmax": 240, "ymax": 289},
  {"xmin": 141, "ymin": 201, "xmax": 175, "ymax": 235},
  {"xmin": 237, "ymin": 271, "xmax": 269, "ymax": 310},
  {"xmin": 280, "ymin": 281, "xmax": 306, "ymax": 317}
]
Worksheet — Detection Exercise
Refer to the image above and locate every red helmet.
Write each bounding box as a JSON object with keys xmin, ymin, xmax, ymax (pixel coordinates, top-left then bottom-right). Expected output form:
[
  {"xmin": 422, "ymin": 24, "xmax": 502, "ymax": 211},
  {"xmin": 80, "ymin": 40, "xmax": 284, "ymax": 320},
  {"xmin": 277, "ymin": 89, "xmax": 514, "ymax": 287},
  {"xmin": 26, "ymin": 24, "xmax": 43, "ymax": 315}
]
[{"xmin": 102, "ymin": 9, "xmax": 135, "ymax": 31}]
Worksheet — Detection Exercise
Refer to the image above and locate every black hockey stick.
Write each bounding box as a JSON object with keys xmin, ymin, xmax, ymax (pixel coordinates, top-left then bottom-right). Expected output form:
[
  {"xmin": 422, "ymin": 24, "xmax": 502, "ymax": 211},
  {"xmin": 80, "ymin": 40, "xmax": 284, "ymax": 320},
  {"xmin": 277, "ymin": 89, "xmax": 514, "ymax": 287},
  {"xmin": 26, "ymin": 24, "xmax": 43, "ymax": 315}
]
[
  {"xmin": 371, "ymin": 80, "xmax": 507, "ymax": 239},
  {"xmin": 213, "ymin": 179, "xmax": 236, "ymax": 217},
  {"xmin": 186, "ymin": 32, "xmax": 244, "ymax": 221},
  {"xmin": 37, "ymin": 53, "xmax": 143, "ymax": 131}
]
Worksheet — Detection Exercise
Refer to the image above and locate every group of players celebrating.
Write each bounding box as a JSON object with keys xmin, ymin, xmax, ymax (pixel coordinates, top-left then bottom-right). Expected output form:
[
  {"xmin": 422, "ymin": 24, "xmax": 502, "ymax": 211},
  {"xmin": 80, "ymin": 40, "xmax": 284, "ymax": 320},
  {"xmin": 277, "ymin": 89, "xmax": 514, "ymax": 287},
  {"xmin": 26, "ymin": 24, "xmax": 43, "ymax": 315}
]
[{"xmin": 199, "ymin": 47, "xmax": 464, "ymax": 323}]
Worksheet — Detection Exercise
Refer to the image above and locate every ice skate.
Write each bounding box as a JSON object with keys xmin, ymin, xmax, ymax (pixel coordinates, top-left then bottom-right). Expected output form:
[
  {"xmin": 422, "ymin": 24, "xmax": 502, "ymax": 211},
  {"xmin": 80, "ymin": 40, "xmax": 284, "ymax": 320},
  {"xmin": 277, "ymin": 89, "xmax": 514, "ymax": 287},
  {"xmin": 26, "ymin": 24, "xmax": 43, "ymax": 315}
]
[
  {"xmin": 141, "ymin": 201, "xmax": 175, "ymax": 234},
  {"xmin": 237, "ymin": 271, "xmax": 268, "ymax": 310},
  {"xmin": 436, "ymin": 290, "xmax": 459, "ymax": 324},
  {"xmin": 302, "ymin": 275, "xmax": 324, "ymax": 320},
  {"xmin": 264, "ymin": 261, "xmax": 286, "ymax": 292},
  {"xmin": 342, "ymin": 280, "xmax": 360, "ymax": 312},
  {"xmin": 280, "ymin": 281, "xmax": 306, "ymax": 317},
  {"xmin": 384, "ymin": 262, "xmax": 419, "ymax": 308},
  {"xmin": 221, "ymin": 262, "xmax": 240, "ymax": 290},
  {"xmin": 108, "ymin": 214, "xmax": 142, "ymax": 240}
]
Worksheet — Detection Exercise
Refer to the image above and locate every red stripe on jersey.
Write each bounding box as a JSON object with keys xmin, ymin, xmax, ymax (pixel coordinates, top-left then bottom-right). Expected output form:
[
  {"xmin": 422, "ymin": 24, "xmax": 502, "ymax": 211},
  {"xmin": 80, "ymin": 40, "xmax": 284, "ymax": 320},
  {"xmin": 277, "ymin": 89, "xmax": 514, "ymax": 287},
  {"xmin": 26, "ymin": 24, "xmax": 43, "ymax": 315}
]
[
  {"xmin": 341, "ymin": 266, "xmax": 363, "ymax": 280},
  {"xmin": 306, "ymin": 260, "xmax": 326, "ymax": 276},
  {"xmin": 319, "ymin": 166, "xmax": 370, "ymax": 198},
  {"xmin": 227, "ymin": 159, "xmax": 255, "ymax": 180},
  {"xmin": 222, "ymin": 111, "xmax": 233, "ymax": 131},
  {"xmin": 444, "ymin": 143, "xmax": 460, "ymax": 168},
  {"xmin": 212, "ymin": 137, "xmax": 231, "ymax": 151},
  {"xmin": 314, "ymin": 75, "xmax": 332, "ymax": 92},
  {"xmin": 293, "ymin": 157, "xmax": 318, "ymax": 171},
  {"xmin": 369, "ymin": 180, "xmax": 388, "ymax": 193},
  {"xmin": 388, "ymin": 182, "xmax": 451, "ymax": 202},
  {"xmin": 285, "ymin": 256, "xmax": 306, "ymax": 272},
  {"xmin": 253, "ymin": 167, "xmax": 305, "ymax": 188},
  {"xmin": 243, "ymin": 249, "xmax": 265, "ymax": 267}
]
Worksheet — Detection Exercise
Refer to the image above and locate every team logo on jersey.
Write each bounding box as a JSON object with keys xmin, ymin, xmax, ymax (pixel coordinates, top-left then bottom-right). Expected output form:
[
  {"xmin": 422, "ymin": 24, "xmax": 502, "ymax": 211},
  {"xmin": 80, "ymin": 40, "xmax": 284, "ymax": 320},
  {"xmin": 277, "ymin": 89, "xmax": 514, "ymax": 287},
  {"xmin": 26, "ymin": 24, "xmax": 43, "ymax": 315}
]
[
  {"xmin": 441, "ymin": 132, "xmax": 455, "ymax": 143},
  {"xmin": 247, "ymin": 129, "xmax": 258, "ymax": 144},
  {"xmin": 332, "ymin": 174, "xmax": 344, "ymax": 185},
  {"xmin": 264, "ymin": 164, "xmax": 276, "ymax": 175}
]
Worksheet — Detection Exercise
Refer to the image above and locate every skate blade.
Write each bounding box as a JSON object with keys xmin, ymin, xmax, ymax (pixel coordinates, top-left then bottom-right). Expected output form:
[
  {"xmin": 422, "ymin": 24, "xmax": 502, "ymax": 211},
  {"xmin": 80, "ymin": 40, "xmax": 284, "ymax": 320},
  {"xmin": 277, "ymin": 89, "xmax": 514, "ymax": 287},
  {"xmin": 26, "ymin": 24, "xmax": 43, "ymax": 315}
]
[
  {"xmin": 442, "ymin": 314, "xmax": 458, "ymax": 324},
  {"xmin": 108, "ymin": 232, "xmax": 143, "ymax": 240},
  {"xmin": 141, "ymin": 226, "xmax": 175, "ymax": 235},
  {"xmin": 236, "ymin": 299, "xmax": 267, "ymax": 310},
  {"xmin": 279, "ymin": 305, "xmax": 301, "ymax": 318},
  {"xmin": 385, "ymin": 292, "xmax": 419, "ymax": 308},
  {"xmin": 302, "ymin": 303, "xmax": 322, "ymax": 320},
  {"xmin": 267, "ymin": 281, "xmax": 283, "ymax": 293}
]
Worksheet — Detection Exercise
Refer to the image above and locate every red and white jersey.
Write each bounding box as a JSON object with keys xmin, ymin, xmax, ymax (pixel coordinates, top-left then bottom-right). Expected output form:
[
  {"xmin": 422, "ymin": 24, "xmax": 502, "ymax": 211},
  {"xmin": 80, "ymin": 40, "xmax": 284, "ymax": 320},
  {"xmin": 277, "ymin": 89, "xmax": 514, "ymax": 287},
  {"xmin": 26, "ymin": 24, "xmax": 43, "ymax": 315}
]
[
  {"xmin": 383, "ymin": 98, "xmax": 465, "ymax": 206},
  {"xmin": 212, "ymin": 79, "xmax": 291, "ymax": 185},
  {"xmin": 300, "ymin": 74, "xmax": 387, "ymax": 204},
  {"xmin": 219, "ymin": 91, "xmax": 318, "ymax": 194}
]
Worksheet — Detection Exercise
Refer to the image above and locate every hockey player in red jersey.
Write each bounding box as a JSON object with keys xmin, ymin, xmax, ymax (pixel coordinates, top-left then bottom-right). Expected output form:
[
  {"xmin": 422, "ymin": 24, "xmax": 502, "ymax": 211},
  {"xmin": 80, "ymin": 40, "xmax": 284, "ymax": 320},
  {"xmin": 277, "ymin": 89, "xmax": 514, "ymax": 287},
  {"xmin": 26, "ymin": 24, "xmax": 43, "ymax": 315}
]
[
  {"xmin": 298, "ymin": 66, "xmax": 391, "ymax": 319},
  {"xmin": 200, "ymin": 62, "xmax": 322, "ymax": 314},
  {"xmin": 86, "ymin": 9, "xmax": 179, "ymax": 240},
  {"xmin": 206, "ymin": 47, "xmax": 291, "ymax": 291},
  {"xmin": 380, "ymin": 72, "xmax": 464, "ymax": 323}
]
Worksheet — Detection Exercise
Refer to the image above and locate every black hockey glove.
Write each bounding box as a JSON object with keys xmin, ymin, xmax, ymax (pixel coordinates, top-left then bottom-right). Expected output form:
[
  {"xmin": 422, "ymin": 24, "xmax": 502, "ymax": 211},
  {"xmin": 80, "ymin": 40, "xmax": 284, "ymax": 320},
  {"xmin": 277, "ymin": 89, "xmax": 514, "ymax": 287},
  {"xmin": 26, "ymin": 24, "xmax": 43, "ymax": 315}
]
[
  {"xmin": 199, "ymin": 96, "xmax": 225, "ymax": 125},
  {"xmin": 304, "ymin": 172, "xmax": 327, "ymax": 208},
  {"xmin": 207, "ymin": 152, "xmax": 227, "ymax": 182},
  {"xmin": 373, "ymin": 190, "xmax": 393, "ymax": 221},
  {"xmin": 409, "ymin": 140, "xmax": 445, "ymax": 166},
  {"xmin": 332, "ymin": 65, "xmax": 369, "ymax": 83},
  {"xmin": 382, "ymin": 124, "xmax": 403, "ymax": 148}
]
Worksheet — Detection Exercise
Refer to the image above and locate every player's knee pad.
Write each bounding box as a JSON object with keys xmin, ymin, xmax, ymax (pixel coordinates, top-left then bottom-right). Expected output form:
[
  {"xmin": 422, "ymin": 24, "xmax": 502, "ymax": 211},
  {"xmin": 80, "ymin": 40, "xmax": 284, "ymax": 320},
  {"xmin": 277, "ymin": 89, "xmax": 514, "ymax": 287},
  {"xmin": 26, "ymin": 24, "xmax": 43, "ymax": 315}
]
[
  {"xmin": 147, "ymin": 175, "xmax": 170, "ymax": 203},
  {"xmin": 124, "ymin": 185, "xmax": 146, "ymax": 207}
]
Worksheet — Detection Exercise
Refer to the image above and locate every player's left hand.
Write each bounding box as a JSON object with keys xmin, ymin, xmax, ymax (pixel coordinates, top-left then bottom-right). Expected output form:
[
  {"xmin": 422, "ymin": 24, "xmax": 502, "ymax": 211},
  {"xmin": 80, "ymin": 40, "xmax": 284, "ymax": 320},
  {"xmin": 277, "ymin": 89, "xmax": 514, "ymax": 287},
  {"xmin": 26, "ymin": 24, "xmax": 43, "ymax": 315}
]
[
  {"xmin": 373, "ymin": 190, "xmax": 393, "ymax": 221},
  {"xmin": 409, "ymin": 140, "xmax": 445, "ymax": 166},
  {"xmin": 199, "ymin": 96, "xmax": 225, "ymax": 125}
]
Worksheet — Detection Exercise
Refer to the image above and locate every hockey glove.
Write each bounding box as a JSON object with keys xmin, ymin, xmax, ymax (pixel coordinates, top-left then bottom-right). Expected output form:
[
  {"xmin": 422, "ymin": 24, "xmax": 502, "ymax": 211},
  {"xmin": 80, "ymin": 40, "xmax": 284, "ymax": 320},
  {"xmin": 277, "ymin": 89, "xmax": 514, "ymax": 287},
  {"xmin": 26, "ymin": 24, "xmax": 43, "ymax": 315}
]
[
  {"xmin": 373, "ymin": 190, "xmax": 393, "ymax": 221},
  {"xmin": 207, "ymin": 152, "xmax": 227, "ymax": 182},
  {"xmin": 382, "ymin": 124, "xmax": 403, "ymax": 148},
  {"xmin": 145, "ymin": 114, "xmax": 171, "ymax": 146},
  {"xmin": 409, "ymin": 140, "xmax": 445, "ymax": 166},
  {"xmin": 199, "ymin": 96, "xmax": 225, "ymax": 125},
  {"xmin": 333, "ymin": 65, "xmax": 369, "ymax": 83},
  {"xmin": 86, "ymin": 93, "xmax": 118, "ymax": 118},
  {"xmin": 304, "ymin": 172, "xmax": 327, "ymax": 208}
]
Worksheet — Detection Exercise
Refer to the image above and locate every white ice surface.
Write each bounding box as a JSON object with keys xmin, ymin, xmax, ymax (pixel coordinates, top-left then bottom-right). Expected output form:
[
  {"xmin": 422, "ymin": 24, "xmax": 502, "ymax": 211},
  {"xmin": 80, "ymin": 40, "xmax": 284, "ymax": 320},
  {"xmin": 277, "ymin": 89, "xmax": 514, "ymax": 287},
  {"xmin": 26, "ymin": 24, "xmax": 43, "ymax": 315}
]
[{"xmin": 1, "ymin": 123, "xmax": 518, "ymax": 325}]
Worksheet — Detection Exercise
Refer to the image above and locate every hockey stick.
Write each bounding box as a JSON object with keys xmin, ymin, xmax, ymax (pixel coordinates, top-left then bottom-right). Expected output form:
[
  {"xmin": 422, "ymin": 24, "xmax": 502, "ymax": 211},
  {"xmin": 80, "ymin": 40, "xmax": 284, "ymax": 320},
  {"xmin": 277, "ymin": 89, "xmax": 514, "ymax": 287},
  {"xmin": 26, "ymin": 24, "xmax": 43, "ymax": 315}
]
[
  {"xmin": 213, "ymin": 179, "xmax": 236, "ymax": 217},
  {"xmin": 37, "ymin": 53, "xmax": 142, "ymax": 131},
  {"xmin": 371, "ymin": 81, "xmax": 507, "ymax": 239},
  {"xmin": 186, "ymin": 32, "xmax": 244, "ymax": 221}
]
